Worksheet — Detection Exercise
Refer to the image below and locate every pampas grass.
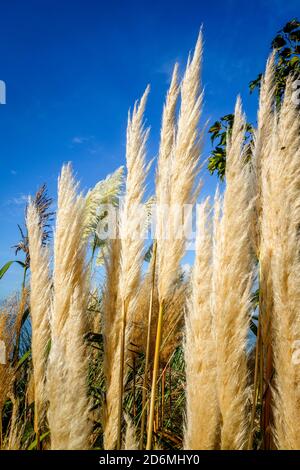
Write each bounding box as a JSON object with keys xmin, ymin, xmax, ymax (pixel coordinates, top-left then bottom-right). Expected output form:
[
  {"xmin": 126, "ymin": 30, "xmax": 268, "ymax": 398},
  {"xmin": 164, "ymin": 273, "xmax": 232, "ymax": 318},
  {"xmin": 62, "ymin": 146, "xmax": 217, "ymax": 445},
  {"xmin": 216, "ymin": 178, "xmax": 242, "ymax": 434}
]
[
  {"xmin": 117, "ymin": 86, "xmax": 150, "ymax": 448},
  {"xmin": 2, "ymin": 33, "xmax": 300, "ymax": 452},
  {"xmin": 157, "ymin": 31, "xmax": 203, "ymax": 302},
  {"xmin": 47, "ymin": 164, "xmax": 91, "ymax": 450},
  {"xmin": 27, "ymin": 202, "xmax": 51, "ymax": 441},
  {"xmin": 124, "ymin": 415, "xmax": 138, "ymax": 450},
  {"xmin": 213, "ymin": 98, "xmax": 254, "ymax": 449},
  {"xmin": 147, "ymin": 31, "xmax": 203, "ymax": 450},
  {"xmin": 266, "ymin": 79, "xmax": 300, "ymax": 449},
  {"xmin": 253, "ymin": 54, "xmax": 276, "ymax": 449},
  {"xmin": 184, "ymin": 200, "xmax": 218, "ymax": 450},
  {"xmin": 102, "ymin": 237, "xmax": 121, "ymax": 450}
]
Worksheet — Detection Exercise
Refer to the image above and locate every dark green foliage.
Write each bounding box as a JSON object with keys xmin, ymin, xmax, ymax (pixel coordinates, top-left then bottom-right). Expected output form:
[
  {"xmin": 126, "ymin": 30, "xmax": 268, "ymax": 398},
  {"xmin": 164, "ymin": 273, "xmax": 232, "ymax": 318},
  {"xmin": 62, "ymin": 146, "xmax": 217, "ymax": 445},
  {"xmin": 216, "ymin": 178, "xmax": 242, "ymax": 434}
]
[
  {"xmin": 250, "ymin": 19, "xmax": 300, "ymax": 105},
  {"xmin": 13, "ymin": 184, "xmax": 54, "ymax": 269},
  {"xmin": 208, "ymin": 115, "xmax": 253, "ymax": 180},
  {"xmin": 208, "ymin": 18, "xmax": 300, "ymax": 180}
]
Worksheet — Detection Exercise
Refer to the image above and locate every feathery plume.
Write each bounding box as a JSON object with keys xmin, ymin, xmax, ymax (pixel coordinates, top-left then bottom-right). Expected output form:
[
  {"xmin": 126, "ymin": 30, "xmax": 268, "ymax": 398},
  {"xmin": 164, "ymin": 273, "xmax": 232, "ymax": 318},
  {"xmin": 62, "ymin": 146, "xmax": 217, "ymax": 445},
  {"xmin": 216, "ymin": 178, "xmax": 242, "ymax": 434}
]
[
  {"xmin": 155, "ymin": 63, "xmax": 180, "ymax": 211},
  {"xmin": 184, "ymin": 200, "xmax": 219, "ymax": 449},
  {"xmin": 117, "ymin": 86, "xmax": 150, "ymax": 448},
  {"xmin": 147, "ymin": 31, "xmax": 203, "ymax": 450},
  {"xmin": 47, "ymin": 164, "xmax": 91, "ymax": 450},
  {"xmin": 268, "ymin": 79, "xmax": 300, "ymax": 449},
  {"xmin": 254, "ymin": 54, "xmax": 276, "ymax": 449},
  {"xmin": 252, "ymin": 52, "xmax": 275, "ymax": 253},
  {"xmin": 213, "ymin": 98, "xmax": 253, "ymax": 449},
  {"xmin": 27, "ymin": 202, "xmax": 51, "ymax": 438},
  {"xmin": 83, "ymin": 166, "xmax": 124, "ymax": 241},
  {"xmin": 157, "ymin": 31, "xmax": 203, "ymax": 302},
  {"xmin": 124, "ymin": 415, "xmax": 138, "ymax": 450},
  {"xmin": 119, "ymin": 86, "xmax": 150, "ymax": 306},
  {"xmin": 102, "ymin": 236, "xmax": 121, "ymax": 450}
]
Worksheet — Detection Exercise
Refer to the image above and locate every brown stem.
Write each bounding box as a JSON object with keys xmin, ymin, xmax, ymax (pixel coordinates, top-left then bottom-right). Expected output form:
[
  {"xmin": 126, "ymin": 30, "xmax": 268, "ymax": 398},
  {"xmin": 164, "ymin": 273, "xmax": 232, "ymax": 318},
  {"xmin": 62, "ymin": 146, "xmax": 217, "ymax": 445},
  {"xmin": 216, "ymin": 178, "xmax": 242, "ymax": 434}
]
[
  {"xmin": 0, "ymin": 407, "xmax": 3, "ymax": 449},
  {"xmin": 263, "ymin": 344, "xmax": 273, "ymax": 450},
  {"xmin": 161, "ymin": 367, "xmax": 166, "ymax": 431},
  {"xmin": 133, "ymin": 356, "xmax": 136, "ymax": 418},
  {"xmin": 247, "ymin": 320, "xmax": 261, "ymax": 449},
  {"xmin": 146, "ymin": 300, "xmax": 164, "ymax": 450},
  {"xmin": 139, "ymin": 242, "xmax": 157, "ymax": 449},
  {"xmin": 117, "ymin": 300, "xmax": 127, "ymax": 450},
  {"xmin": 169, "ymin": 364, "xmax": 172, "ymax": 429}
]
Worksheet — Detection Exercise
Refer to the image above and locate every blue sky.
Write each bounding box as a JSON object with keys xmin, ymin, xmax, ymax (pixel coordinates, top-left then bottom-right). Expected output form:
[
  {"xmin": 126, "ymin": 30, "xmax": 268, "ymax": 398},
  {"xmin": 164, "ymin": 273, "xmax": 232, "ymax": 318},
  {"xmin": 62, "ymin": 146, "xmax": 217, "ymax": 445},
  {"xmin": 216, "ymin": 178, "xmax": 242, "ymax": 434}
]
[{"xmin": 0, "ymin": 0, "xmax": 299, "ymax": 298}]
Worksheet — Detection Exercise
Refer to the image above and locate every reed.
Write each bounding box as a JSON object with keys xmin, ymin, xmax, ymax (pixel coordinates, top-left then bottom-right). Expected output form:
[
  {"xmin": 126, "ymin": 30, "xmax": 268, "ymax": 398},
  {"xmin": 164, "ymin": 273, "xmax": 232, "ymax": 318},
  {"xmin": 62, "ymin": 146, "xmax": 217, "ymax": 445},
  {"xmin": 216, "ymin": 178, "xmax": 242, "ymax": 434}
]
[
  {"xmin": 184, "ymin": 200, "xmax": 219, "ymax": 449},
  {"xmin": 27, "ymin": 201, "xmax": 51, "ymax": 443},
  {"xmin": 147, "ymin": 31, "xmax": 203, "ymax": 450},
  {"xmin": 213, "ymin": 98, "xmax": 254, "ymax": 449},
  {"xmin": 47, "ymin": 164, "xmax": 91, "ymax": 450},
  {"xmin": 117, "ymin": 86, "xmax": 150, "ymax": 448},
  {"xmin": 267, "ymin": 79, "xmax": 300, "ymax": 449}
]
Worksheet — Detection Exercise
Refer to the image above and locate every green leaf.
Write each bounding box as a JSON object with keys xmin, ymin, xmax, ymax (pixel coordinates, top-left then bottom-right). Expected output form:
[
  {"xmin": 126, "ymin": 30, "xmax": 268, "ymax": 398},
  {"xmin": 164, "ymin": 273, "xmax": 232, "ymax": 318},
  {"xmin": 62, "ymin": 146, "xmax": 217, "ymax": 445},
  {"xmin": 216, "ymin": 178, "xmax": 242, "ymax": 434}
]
[
  {"xmin": 250, "ymin": 320, "xmax": 258, "ymax": 336},
  {"xmin": 271, "ymin": 34, "xmax": 287, "ymax": 49},
  {"xmin": 28, "ymin": 431, "xmax": 50, "ymax": 450},
  {"xmin": 282, "ymin": 19, "xmax": 300, "ymax": 33},
  {"xmin": 280, "ymin": 47, "xmax": 292, "ymax": 58},
  {"xmin": 0, "ymin": 260, "xmax": 26, "ymax": 279},
  {"xmin": 290, "ymin": 30, "xmax": 300, "ymax": 42},
  {"xmin": 222, "ymin": 114, "xmax": 234, "ymax": 122},
  {"xmin": 208, "ymin": 121, "xmax": 222, "ymax": 143},
  {"xmin": 219, "ymin": 132, "xmax": 227, "ymax": 146},
  {"xmin": 208, "ymin": 121, "xmax": 221, "ymax": 133},
  {"xmin": 289, "ymin": 56, "xmax": 300, "ymax": 66},
  {"xmin": 249, "ymin": 74, "xmax": 263, "ymax": 93},
  {"xmin": 144, "ymin": 243, "xmax": 153, "ymax": 262},
  {"xmin": 16, "ymin": 349, "xmax": 31, "ymax": 370}
]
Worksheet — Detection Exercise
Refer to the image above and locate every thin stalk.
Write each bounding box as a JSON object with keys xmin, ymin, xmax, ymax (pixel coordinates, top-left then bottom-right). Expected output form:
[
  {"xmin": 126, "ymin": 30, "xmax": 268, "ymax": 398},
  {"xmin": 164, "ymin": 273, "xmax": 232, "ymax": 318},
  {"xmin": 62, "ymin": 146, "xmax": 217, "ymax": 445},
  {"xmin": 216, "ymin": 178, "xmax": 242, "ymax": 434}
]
[
  {"xmin": 0, "ymin": 408, "xmax": 2, "ymax": 449},
  {"xmin": 169, "ymin": 364, "xmax": 172, "ymax": 429},
  {"xmin": 139, "ymin": 242, "xmax": 157, "ymax": 449},
  {"xmin": 34, "ymin": 399, "xmax": 41, "ymax": 449},
  {"xmin": 161, "ymin": 367, "xmax": 166, "ymax": 430},
  {"xmin": 263, "ymin": 344, "xmax": 273, "ymax": 449},
  {"xmin": 247, "ymin": 319, "xmax": 261, "ymax": 449},
  {"xmin": 36, "ymin": 428, "xmax": 41, "ymax": 450},
  {"xmin": 155, "ymin": 382, "xmax": 159, "ymax": 448},
  {"xmin": 146, "ymin": 300, "xmax": 164, "ymax": 450},
  {"xmin": 117, "ymin": 300, "xmax": 127, "ymax": 450},
  {"xmin": 22, "ymin": 266, "xmax": 28, "ymax": 291},
  {"xmin": 259, "ymin": 264, "xmax": 273, "ymax": 450},
  {"xmin": 13, "ymin": 287, "xmax": 27, "ymax": 364},
  {"xmin": 133, "ymin": 356, "xmax": 136, "ymax": 418},
  {"xmin": 259, "ymin": 335, "xmax": 264, "ymax": 443}
]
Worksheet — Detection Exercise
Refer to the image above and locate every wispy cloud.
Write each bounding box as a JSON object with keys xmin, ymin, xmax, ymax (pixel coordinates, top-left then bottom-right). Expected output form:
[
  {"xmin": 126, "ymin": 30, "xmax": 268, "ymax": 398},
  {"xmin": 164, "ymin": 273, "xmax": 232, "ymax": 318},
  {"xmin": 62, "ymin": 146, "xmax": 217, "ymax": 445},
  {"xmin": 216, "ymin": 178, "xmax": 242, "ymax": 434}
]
[
  {"xmin": 71, "ymin": 135, "xmax": 95, "ymax": 145},
  {"xmin": 10, "ymin": 170, "xmax": 17, "ymax": 176},
  {"xmin": 5, "ymin": 194, "xmax": 29, "ymax": 206},
  {"xmin": 70, "ymin": 135, "xmax": 104, "ymax": 157},
  {"xmin": 72, "ymin": 136, "xmax": 89, "ymax": 144},
  {"xmin": 155, "ymin": 58, "xmax": 181, "ymax": 84}
]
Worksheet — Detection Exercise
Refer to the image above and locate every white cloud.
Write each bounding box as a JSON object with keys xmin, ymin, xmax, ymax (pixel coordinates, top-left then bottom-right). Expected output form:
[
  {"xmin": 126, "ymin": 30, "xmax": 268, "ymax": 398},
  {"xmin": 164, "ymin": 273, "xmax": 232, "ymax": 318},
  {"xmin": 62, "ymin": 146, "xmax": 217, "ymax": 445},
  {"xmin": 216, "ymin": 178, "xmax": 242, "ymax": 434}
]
[
  {"xmin": 10, "ymin": 194, "xmax": 29, "ymax": 206},
  {"xmin": 182, "ymin": 263, "xmax": 191, "ymax": 278},
  {"xmin": 10, "ymin": 170, "xmax": 17, "ymax": 175},
  {"xmin": 72, "ymin": 136, "xmax": 86, "ymax": 144},
  {"xmin": 71, "ymin": 136, "xmax": 93, "ymax": 145}
]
